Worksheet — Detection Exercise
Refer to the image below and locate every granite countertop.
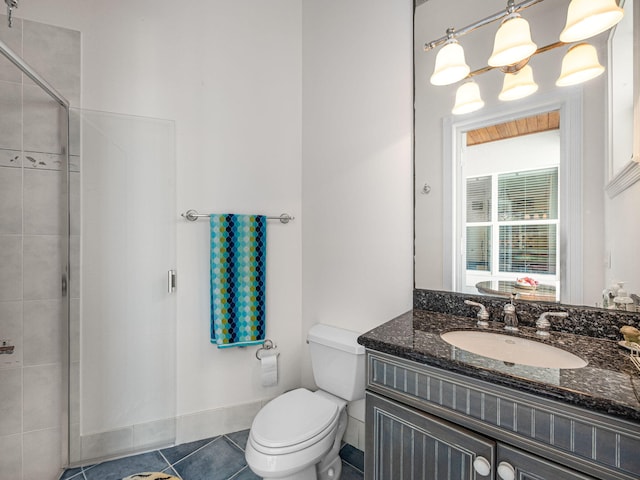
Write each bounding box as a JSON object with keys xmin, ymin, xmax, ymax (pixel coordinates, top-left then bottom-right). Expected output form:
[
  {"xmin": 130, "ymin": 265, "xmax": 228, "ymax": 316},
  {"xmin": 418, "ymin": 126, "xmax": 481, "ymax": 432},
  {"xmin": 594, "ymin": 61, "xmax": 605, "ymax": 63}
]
[{"xmin": 358, "ymin": 310, "xmax": 640, "ymax": 423}]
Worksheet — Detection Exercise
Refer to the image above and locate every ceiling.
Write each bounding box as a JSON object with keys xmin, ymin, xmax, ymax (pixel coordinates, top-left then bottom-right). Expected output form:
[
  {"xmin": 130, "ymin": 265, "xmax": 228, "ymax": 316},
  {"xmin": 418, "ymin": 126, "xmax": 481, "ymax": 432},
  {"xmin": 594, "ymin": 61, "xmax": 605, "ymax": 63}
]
[{"xmin": 466, "ymin": 110, "xmax": 561, "ymax": 146}]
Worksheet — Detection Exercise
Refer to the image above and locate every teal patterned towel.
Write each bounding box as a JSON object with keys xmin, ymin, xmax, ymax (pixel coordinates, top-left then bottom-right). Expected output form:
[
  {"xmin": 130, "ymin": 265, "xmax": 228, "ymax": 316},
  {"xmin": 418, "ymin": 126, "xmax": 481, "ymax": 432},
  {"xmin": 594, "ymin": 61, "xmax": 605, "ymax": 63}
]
[{"xmin": 210, "ymin": 214, "xmax": 267, "ymax": 348}]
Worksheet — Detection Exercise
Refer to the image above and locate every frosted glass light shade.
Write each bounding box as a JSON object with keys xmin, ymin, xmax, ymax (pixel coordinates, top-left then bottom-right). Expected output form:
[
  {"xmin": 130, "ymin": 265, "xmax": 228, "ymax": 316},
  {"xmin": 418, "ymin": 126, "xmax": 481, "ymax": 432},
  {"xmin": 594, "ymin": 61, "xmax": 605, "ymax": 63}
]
[
  {"xmin": 498, "ymin": 65, "xmax": 539, "ymax": 101},
  {"xmin": 560, "ymin": 0, "xmax": 624, "ymax": 43},
  {"xmin": 556, "ymin": 43, "xmax": 605, "ymax": 86},
  {"xmin": 488, "ymin": 15, "xmax": 538, "ymax": 67},
  {"xmin": 430, "ymin": 40, "xmax": 470, "ymax": 86},
  {"xmin": 452, "ymin": 81, "xmax": 485, "ymax": 115}
]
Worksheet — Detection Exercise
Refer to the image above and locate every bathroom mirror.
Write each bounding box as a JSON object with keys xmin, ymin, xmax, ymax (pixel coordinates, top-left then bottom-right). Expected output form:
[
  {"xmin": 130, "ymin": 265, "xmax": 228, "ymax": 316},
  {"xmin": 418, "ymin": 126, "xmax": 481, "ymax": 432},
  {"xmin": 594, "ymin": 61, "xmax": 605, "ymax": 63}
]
[{"xmin": 414, "ymin": 0, "xmax": 640, "ymax": 308}]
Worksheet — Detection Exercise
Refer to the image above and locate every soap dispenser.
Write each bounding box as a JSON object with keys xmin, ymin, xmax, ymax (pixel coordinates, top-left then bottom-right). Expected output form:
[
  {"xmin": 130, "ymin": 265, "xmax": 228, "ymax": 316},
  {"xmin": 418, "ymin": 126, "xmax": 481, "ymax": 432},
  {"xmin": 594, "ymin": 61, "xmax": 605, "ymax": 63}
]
[{"xmin": 614, "ymin": 283, "xmax": 634, "ymax": 311}]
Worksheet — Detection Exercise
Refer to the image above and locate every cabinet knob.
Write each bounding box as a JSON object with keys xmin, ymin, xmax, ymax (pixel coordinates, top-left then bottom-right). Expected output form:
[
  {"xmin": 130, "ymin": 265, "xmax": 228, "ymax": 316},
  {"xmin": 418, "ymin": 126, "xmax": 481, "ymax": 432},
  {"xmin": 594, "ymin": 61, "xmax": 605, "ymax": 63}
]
[
  {"xmin": 497, "ymin": 461, "xmax": 516, "ymax": 480},
  {"xmin": 472, "ymin": 456, "xmax": 491, "ymax": 476}
]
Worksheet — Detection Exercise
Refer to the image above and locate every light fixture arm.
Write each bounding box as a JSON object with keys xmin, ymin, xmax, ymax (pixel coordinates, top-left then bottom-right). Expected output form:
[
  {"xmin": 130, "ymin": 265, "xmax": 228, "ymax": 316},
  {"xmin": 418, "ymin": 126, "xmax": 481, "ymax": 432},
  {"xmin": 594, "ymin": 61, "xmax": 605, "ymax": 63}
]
[
  {"xmin": 424, "ymin": 0, "xmax": 545, "ymax": 52},
  {"xmin": 467, "ymin": 40, "xmax": 565, "ymax": 78}
]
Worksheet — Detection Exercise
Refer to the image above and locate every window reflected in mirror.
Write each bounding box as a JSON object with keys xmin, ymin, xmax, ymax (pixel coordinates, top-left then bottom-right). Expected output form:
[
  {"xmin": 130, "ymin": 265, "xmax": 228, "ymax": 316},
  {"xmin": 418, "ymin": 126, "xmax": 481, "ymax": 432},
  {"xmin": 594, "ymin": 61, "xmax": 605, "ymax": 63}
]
[{"xmin": 458, "ymin": 111, "xmax": 561, "ymax": 302}]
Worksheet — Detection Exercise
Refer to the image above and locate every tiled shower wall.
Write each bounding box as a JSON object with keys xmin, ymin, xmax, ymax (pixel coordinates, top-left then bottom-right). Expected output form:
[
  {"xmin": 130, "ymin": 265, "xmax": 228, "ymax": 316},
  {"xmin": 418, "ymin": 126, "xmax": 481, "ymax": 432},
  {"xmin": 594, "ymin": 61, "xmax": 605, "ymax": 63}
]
[{"xmin": 0, "ymin": 16, "xmax": 80, "ymax": 480}]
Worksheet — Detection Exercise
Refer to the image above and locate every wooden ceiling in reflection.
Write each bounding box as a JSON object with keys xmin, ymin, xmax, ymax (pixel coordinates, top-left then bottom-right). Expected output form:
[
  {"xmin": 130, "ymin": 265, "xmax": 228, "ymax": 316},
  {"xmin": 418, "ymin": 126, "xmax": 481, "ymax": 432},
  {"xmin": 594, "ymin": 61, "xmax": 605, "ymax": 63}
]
[{"xmin": 466, "ymin": 110, "xmax": 560, "ymax": 146}]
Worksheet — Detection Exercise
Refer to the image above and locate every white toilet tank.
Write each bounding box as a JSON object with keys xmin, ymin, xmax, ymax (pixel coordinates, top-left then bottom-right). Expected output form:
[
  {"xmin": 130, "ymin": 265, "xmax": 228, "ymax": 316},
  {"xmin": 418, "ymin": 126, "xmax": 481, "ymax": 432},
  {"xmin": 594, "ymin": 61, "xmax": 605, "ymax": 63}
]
[{"xmin": 307, "ymin": 324, "xmax": 366, "ymax": 401}]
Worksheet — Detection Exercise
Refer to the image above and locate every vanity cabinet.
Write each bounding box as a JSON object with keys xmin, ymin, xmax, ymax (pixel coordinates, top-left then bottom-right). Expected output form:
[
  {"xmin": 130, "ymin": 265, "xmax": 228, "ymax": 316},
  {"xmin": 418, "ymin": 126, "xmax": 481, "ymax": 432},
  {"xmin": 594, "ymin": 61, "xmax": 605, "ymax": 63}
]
[
  {"xmin": 367, "ymin": 393, "xmax": 594, "ymax": 480},
  {"xmin": 364, "ymin": 351, "xmax": 640, "ymax": 480}
]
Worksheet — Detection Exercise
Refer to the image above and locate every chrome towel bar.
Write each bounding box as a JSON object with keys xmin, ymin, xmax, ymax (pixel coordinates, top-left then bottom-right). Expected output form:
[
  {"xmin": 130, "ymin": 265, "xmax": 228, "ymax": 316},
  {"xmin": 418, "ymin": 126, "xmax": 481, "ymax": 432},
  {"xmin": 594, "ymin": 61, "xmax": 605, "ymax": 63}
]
[{"xmin": 181, "ymin": 209, "xmax": 294, "ymax": 224}]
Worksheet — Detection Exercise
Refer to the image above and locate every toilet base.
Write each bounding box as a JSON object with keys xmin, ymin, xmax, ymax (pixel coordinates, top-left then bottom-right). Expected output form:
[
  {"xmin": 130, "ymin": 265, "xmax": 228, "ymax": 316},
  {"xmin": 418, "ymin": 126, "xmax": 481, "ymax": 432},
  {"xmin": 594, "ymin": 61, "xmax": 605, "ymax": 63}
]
[
  {"xmin": 317, "ymin": 453, "xmax": 342, "ymax": 480},
  {"xmin": 270, "ymin": 464, "xmax": 316, "ymax": 480}
]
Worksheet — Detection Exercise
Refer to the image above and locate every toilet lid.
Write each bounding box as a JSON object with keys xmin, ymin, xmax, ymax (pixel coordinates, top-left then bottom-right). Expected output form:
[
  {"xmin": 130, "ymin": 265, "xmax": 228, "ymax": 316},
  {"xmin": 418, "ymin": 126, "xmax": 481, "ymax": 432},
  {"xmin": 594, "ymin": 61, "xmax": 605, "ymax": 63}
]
[{"xmin": 251, "ymin": 388, "xmax": 339, "ymax": 449}]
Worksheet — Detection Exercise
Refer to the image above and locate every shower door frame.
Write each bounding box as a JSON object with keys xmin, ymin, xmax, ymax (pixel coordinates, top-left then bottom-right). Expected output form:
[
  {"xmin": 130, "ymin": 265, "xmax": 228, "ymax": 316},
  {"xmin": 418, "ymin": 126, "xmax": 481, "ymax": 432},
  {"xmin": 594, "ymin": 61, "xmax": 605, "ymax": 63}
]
[{"xmin": 0, "ymin": 38, "xmax": 72, "ymax": 467}]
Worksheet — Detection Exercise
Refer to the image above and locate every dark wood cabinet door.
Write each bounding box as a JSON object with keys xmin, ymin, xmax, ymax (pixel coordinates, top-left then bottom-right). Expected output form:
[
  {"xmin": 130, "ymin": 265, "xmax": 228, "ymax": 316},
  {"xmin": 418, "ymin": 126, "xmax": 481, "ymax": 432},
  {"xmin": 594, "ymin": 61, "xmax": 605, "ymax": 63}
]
[{"xmin": 366, "ymin": 392, "xmax": 495, "ymax": 480}]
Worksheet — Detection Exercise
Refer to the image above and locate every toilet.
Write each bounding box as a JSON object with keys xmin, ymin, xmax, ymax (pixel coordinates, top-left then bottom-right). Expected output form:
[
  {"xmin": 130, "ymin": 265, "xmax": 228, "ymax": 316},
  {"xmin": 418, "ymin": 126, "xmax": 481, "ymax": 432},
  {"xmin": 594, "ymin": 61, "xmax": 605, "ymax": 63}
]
[{"xmin": 245, "ymin": 324, "xmax": 366, "ymax": 480}]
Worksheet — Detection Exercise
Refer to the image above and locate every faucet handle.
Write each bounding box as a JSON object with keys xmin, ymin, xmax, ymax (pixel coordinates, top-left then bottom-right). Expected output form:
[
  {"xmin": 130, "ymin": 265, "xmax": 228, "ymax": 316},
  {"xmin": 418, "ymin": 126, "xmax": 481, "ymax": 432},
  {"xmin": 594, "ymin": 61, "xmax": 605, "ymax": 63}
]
[
  {"xmin": 464, "ymin": 300, "xmax": 490, "ymax": 327},
  {"xmin": 536, "ymin": 311, "xmax": 568, "ymax": 337}
]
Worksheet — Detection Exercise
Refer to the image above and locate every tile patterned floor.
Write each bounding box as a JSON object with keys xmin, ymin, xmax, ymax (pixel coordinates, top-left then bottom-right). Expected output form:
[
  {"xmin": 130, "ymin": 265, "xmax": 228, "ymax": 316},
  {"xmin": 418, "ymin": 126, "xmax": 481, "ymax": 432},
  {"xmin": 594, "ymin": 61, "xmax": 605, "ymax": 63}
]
[{"xmin": 59, "ymin": 430, "xmax": 364, "ymax": 480}]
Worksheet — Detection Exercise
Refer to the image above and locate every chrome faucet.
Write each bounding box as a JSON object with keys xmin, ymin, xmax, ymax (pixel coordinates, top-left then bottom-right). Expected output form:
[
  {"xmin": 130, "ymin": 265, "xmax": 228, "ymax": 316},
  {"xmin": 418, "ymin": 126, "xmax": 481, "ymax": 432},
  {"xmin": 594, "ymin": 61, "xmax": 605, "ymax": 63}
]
[
  {"xmin": 503, "ymin": 294, "xmax": 518, "ymax": 332},
  {"xmin": 536, "ymin": 311, "xmax": 568, "ymax": 337},
  {"xmin": 464, "ymin": 300, "xmax": 489, "ymax": 327}
]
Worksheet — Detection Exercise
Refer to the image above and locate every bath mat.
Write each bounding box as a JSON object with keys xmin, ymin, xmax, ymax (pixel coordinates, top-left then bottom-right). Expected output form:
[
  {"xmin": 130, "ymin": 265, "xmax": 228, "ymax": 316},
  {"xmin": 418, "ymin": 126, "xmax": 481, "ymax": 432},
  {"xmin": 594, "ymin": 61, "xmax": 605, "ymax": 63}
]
[
  {"xmin": 122, "ymin": 473, "xmax": 179, "ymax": 480},
  {"xmin": 210, "ymin": 214, "xmax": 267, "ymax": 348}
]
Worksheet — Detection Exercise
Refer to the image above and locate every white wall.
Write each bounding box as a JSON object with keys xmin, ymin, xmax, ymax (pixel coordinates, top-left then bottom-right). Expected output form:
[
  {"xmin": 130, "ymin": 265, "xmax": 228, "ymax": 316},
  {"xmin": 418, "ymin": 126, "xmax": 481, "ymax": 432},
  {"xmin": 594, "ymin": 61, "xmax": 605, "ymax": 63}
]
[
  {"xmin": 18, "ymin": 0, "xmax": 414, "ymax": 453},
  {"xmin": 414, "ymin": 0, "xmax": 606, "ymax": 306},
  {"xmin": 301, "ymin": 0, "xmax": 414, "ymax": 388}
]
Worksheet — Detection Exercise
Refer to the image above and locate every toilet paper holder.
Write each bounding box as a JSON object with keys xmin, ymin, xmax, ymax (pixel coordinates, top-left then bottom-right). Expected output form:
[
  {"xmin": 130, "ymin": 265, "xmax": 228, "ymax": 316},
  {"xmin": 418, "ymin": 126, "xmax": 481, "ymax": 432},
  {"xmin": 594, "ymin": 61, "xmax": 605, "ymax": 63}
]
[{"xmin": 256, "ymin": 339, "xmax": 277, "ymax": 360}]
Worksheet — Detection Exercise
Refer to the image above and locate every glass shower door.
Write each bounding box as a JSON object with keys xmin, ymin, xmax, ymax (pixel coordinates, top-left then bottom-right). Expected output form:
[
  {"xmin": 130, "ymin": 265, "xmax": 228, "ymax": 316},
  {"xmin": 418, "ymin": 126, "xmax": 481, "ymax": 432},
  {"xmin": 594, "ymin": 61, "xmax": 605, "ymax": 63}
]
[{"xmin": 69, "ymin": 109, "xmax": 176, "ymax": 463}]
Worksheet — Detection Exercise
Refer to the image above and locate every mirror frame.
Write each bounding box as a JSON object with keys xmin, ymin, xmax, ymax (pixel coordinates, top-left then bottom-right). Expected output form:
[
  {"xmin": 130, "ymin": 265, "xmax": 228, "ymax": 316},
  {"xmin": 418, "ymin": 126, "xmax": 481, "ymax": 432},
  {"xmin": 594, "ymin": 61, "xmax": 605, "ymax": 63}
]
[
  {"xmin": 606, "ymin": 0, "xmax": 640, "ymax": 198},
  {"xmin": 442, "ymin": 91, "xmax": 584, "ymax": 305}
]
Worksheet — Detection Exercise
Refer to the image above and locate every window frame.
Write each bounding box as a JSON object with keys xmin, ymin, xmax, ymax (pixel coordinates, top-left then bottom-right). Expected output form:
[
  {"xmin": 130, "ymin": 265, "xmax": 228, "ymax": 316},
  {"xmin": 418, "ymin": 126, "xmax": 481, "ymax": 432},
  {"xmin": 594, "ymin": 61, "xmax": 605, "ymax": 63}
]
[
  {"xmin": 443, "ymin": 92, "xmax": 583, "ymax": 304},
  {"xmin": 465, "ymin": 167, "xmax": 561, "ymax": 285}
]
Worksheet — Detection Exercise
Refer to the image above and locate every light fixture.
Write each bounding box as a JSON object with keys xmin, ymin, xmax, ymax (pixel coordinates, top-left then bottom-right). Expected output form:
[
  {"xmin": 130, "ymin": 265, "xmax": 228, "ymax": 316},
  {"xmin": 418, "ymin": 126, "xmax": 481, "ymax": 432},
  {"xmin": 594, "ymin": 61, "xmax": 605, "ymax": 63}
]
[
  {"xmin": 423, "ymin": 0, "xmax": 624, "ymax": 114},
  {"xmin": 556, "ymin": 43, "xmax": 605, "ymax": 87},
  {"xmin": 560, "ymin": 0, "xmax": 624, "ymax": 43},
  {"xmin": 499, "ymin": 65, "xmax": 539, "ymax": 101},
  {"xmin": 488, "ymin": 13, "xmax": 538, "ymax": 67},
  {"xmin": 430, "ymin": 38, "xmax": 471, "ymax": 86},
  {"xmin": 452, "ymin": 81, "xmax": 485, "ymax": 115}
]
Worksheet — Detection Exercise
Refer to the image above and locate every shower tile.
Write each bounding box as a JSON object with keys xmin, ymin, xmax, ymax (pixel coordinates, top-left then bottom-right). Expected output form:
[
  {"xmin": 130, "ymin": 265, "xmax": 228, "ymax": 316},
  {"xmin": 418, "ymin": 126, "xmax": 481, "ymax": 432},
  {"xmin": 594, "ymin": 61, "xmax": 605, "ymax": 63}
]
[
  {"xmin": 23, "ymin": 151, "xmax": 65, "ymax": 171},
  {"xmin": 23, "ymin": 299, "xmax": 63, "ymax": 366},
  {"xmin": 24, "ymin": 168, "xmax": 64, "ymax": 235},
  {"xmin": 0, "ymin": 433, "xmax": 22, "ymax": 479},
  {"xmin": 69, "ymin": 362, "xmax": 80, "ymax": 425},
  {"xmin": 0, "ymin": 301, "xmax": 22, "ymax": 369},
  {"xmin": 0, "ymin": 16, "xmax": 23, "ymax": 83},
  {"xmin": 23, "ymin": 84, "xmax": 65, "ymax": 155},
  {"xmin": 177, "ymin": 407, "xmax": 226, "ymax": 444},
  {"xmin": 133, "ymin": 417, "xmax": 176, "ymax": 450},
  {"xmin": 83, "ymin": 451, "xmax": 170, "ymax": 480},
  {"xmin": 70, "ymin": 299, "xmax": 80, "ymax": 363},
  {"xmin": 0, "ymin": 368, "xmax": 22, "ymax": 436},
  {"xmin": 81, "ymin": 427, "xmax": 134, "ymax": 461},
  {"xmin": 0, "ymin": 235, "xmax": 22, "ymax": 301},
  {"xmin": 23, "ymin": 234, "xmax": 62, "ymax": 300},
  {"xmin": 23, "ymin": 427, "xmax": 63, "ymax": 479},
  {"xmin": 69, "ymin": 421, "xmax": 81, "ymax": 465},
  {"xmin": 173, "ymin": 437, "xmax": 247, "ymax": 480},
  {"xmin": 70, "ymin": 234, "xmax": 80, "ymax": 299},
  {"xmin": 70, "ymin": 154, "xmax": 81, "ymax": 173},
  {"xmin": 70, "ymin": 171, "xmax": 81, "ymax": 235},
  {"xmin": 0, "ymin": 148, "xmax": 22, "ymax": 168},
  {"xmin": 70, "ymin": 109, "xmax": 81, "ymax": 157},
  {"xmin": 0, "ymin": 81, "xmax": 22, "ymax": 151},
  {"xmin": 0, "ymin": 166, "xmax": 22, "ymax": 234},
  {"xmin": 22, "ymin": 19, "xmax": 81, "ymax": 106},
  {"xmin": 23, "ymin": 363, "xmax": 62, "ymax": 431}
]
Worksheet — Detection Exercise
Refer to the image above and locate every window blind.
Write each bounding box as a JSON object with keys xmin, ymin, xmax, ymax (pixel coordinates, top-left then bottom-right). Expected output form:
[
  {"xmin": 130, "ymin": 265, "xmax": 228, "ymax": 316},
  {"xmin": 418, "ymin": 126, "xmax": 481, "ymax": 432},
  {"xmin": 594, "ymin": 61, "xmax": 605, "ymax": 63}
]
[
  {"xmin": 466, "ymin": 176, "xmax": 492, "ymax": 222},
  {"xmin": 498, "ymin": 168, "xmax": 558, "ymax": 222},
  {"xmin": 499, "ymin": 224, "xmax": 557, "ymax": 274}
]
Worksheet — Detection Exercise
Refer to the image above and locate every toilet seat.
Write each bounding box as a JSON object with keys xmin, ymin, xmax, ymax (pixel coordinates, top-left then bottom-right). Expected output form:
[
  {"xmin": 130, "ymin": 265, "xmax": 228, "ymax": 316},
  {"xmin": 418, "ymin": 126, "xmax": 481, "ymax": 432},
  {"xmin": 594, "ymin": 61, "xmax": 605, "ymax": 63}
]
[{"xmin": 250, "ymin": 388, "xmax": 340, "ymax": 455}]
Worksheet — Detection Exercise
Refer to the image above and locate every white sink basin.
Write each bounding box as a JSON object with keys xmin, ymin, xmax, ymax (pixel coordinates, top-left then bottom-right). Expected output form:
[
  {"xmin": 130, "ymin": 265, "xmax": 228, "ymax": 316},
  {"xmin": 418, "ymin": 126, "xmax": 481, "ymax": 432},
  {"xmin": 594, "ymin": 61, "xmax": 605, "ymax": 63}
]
[{"xmin": 440, "ymin": 330, "xmax": 587, "ymax": 369}]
